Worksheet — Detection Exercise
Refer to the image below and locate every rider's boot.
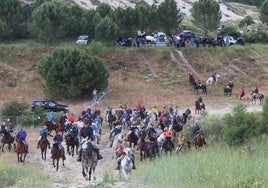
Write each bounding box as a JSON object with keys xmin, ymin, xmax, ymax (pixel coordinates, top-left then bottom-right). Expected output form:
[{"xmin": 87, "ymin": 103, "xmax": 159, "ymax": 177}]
[
  {"xmin": 116, "ymin": 161, "xmax": 121, "ymax": 170},
  {"xmin": 77, "ymin": 149, "xmax": 82, "ymax": 162},
  {"xmin": 132, "ymin": 159, "xmax": 136, "ymax": 169},
  {"xmin": 25, "ymin": 145, "xmax": 29, "ymax": 154},
  {"xmin": 95, "ymin": 148, "xmax": 103, "ymax": 160},
  {"xmin": 37, "ymin": 140, "xmax": 40, "ymax": 148},
  {"xmin": 48, "ymin": 141, "xmax": 51, "ymax": 149}
]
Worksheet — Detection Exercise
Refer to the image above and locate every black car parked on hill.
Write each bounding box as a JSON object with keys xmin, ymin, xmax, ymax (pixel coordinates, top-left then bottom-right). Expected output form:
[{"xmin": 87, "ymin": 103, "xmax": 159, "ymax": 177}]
[{"xmin": 31, "ymin": 99, "xmax": 69, "ymax": 113}]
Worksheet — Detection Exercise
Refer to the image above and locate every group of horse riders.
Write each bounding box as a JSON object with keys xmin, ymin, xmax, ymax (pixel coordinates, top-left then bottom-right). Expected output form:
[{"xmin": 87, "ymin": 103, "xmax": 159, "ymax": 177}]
[
  {"xmin": 0, "ymin": 120, "xmax": 29, "ymax": 153},
  {"xmin": 107, "ymin": 102, "xmax": 207, "ymax": 167}
]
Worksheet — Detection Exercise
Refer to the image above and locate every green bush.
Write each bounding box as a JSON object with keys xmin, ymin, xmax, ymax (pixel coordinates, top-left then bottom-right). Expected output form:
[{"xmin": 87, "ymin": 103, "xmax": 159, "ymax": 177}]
[
  {"xmin": 218, "ymin": 26, "xmax": 241, "ymax": 38},
  {"xmin": 0, "ymin": 99, "xmax": 29, "ymax": 116},
  {"xmin": 243, "ymin": 31, "xmax": 268, "ymax": 43},
  {"xmin": 223, "ymin": 103, "xmax": 260, "ymax": 147}
]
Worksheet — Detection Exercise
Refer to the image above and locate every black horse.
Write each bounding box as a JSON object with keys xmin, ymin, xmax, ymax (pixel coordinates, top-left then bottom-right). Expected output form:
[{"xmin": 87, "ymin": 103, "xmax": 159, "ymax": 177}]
[
  {"xmin": 224, "ymin": 87, "xmax": 232, "ymax": 97},
  {"xmin": 193, "ymin": 82, "xmax": 207, "ymax": 94},
  {"xmin": 66, "ymin": 129, "xmax": 79, "ymax": 157},
  {"xmin": 127, "ymin": 129, "xmax": 139, "ymax": 148}
]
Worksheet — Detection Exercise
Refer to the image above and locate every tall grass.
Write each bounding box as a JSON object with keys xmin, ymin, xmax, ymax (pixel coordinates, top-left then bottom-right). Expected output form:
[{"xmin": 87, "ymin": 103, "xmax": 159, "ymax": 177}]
[
  {"xmin": 128, "ymin": 137, "xmax": 268, "ymax": 188},
  {"xmin": 0, "ymin": 159, "xmax": 50, "ymax": 188}
]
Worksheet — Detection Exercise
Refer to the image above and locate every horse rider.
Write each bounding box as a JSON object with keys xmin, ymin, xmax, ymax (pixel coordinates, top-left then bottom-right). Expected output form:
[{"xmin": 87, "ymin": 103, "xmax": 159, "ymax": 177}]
[
  {"xmin": 48, "ymin": 112, "xmax": 56, "ymax": 125},
  {"xmin": 155, "ymin": 125, "xmax": 163, "ymax": 137},
  {"xmin": 193, "ymin": 123, "xmax": 206, "ymax": 144},
  {"xmin": 164, "ymin": 127, "xmax": 174, "ymax": 149},
  {"xmin": 254, "ymin": 87, "xmax": 259, "ymax": 94},
  {"xmin": 173, "ymin": 106, "xmax": 179, "ymax": 118},
  {"xmin": 227, "ymin": 80, "xmax": 233, "ymax": 89},
  {"xmin": 109, "ymin": 125, "xmax": 122, "ymax": 139},
  {"xmin": 115, "ymin": 138, "xmax": 136, "ymax": 170},
  {"xmin": 77, "ymin": 118, "xmax": 103, "ymax": 162},
  {"xmin": 37, "ymin": 125, "xmax": 51, "ymax": 149},
  {"xmin": 122, "ymin": 111, "xmax": 131, "ymax": 127},
  {"xmin": 16, "ymin": 127, "xmax": 28, "ymax": 153},
  {"xmin": 197, "ymin": 96, "xmax": 203, "ymax": 107},
  {"xmin": 127, "ymin": 124, "xmax": 139, "ymax": 139},
  {"xmin": 7, "ymin": 121, "xmax": 15, "ymax": 138},
  {"xmin": 68, "ymin": 113, "xmax": 75, "ymax": 124},
  {"xmin": 212, "ymin": 72, "xmax": 217, "ymax": 82},
  {"xmin": 177, "ymin": 133, "xmax": 185, "ymax": 151},
  {"xmin": 197, "ymin": 80, "xmax": 202, "ymax": 87},
  {"xmin": 185, "ymin": 107, "xmax": 191, "ymax": 117},
  {"xmin": 53, "ymin": 133, "xmax": 63, "ymax": 150},
  {"xmin": 1, "ymin": 121, "xmax": 6, "ymax": 130},
  {"xmin": 240, "ymin": 88, "xmax": 245, "ymax": 100}
]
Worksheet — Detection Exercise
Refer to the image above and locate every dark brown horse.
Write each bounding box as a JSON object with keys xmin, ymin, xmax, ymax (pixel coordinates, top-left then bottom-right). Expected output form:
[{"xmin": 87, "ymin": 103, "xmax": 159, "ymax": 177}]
[
  {"xmin": 107, "ymin": 114, "xmax": 116, "ymax": 130},
  {"xmin": 44, "ymin": 121, "xmax": 57, "ymax": 134},
  {"xmin": 39, "ymin": 134, "xmax": 50, "ymax": 160},
  {"xmin": 224, "ymin": 87, "xmax": 232, "ymax": 97},
  {"xmin": 56, "ymin": 122, "xmax": 65, "ymax": 137},
  {"xmin": 188, "ymin": 74, "xmax": 195, "ymax": 87},
  {"xmin": 138, "ymin": 129, "xmax": 147, "ymax": 161},
  {"xmin": 15, "ymin": 137, "xmax": 27, "ymax": 163},
  {"xmin": 195, "ymin": 101, "xmax": 205, "ymax": 114},
  {"xmin": 66, "ymin": 129, "xmax": 79, "ymax": 157},
  {"xmin": 0, "ymin": 128, "xmax": 15, "ymax": 152},
  {"xmin": 51, "ymin": 143, "xmax": 66, "ymax": 171},
  {"xmin": 195, "ymin": 131, "xmax": 205, "ymax": 150}
]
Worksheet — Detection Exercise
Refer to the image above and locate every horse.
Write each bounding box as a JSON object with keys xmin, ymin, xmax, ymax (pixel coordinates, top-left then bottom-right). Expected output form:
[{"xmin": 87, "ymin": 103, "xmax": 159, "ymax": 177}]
[
  {"xmin": 172, "ymin": 117, "xmax": 184, "ymax": 132},
  {"xmin": 176, "ymin": 141, "xmax": 191, "ymax": 155},
  {"xmin": 188, "ymin": 74, "xmax": 195, "ymax": 87},
  {"xmin": 157, "ymin": 133, "xmax": 166, "ymax": 154},
  {"xmin": 195, "ymin": 101, "xmax": 205, "ymax": 114},
  {"xmin": 39, "ymin": 134, "xmax": 50, "ymax": 160},
  {"xmin": 56, "ymin": 121, "xmax": 65, "ymax": 137},
  {"xmin": 138, "ymin": 129, "xmax": 147, "ymax": 161},
  {"xmin": 15, "ymin": 137, "xmax": 27, "ymax": 163},
  {"xmin": 194, "ymin": 131, "xmax": 205, "ymax": 150},
  {"xmin": 66, "ymin": 129, "xmax": 79, "ymax": 157},
  {"xmin": 249, "ymin": 90, "xmax": 264, "ymax": 104},
  {"xmin": 127, "ymin": 129, "xmax": 139, "ymax": 149},
  {"xmin": 147, "ymin": 137, "xmax": 160, "ymax": 160},
  {"xmin": 224, "ymin": 87, "xmax": 232, "ymax": 97},
  {"xmin": 162, "ymin": 137, "xmax": 174, "ymax": 156},
  {"xmin": 81, "ymin": 139, "xmax": 98, "ymax": 181},
  {"xmin": 51, "ymin": 143, "xmax": 66, "ymax": 171},
  {"xmin": 0, "ymin": 128, "xmax": 15, "ymax": 152},
  {"xmin": 206, "ymin": 74, "xmax": 220, "ymax": 85},
  {"xmin": 111, "ymin": 133, "xmax": 124, "ymax": 159},
  {"xmin": 107, "ymin": 114, "xmax": 116, "ymax": 130},
  {"xmin": 44, "ymin": 120, "xmax": 57, "ymax": 134},
  {"xmin": 120, "ymin": 147, "xmax": 133, "ymax": 181},
  {"xmin": 193, "ymin": 82, "xmax": 207, "ymax": 94}
]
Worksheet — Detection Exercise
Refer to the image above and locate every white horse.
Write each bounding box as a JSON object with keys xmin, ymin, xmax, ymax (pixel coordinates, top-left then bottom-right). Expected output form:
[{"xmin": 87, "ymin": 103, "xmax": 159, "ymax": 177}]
[
  {"xmin": 111, "ymin": 133, "xmax": 124, "ymax": 159},
  {"xmin": 206, "ymin": 74, "xmax": 220, "ymax": 85},
  {"xmin": 120, "ymin": 148, "xmax": 133, "ymax": 181},
  {"xmin": 157, "ymin": 133, "xmax": 166, "ymax": 153}
]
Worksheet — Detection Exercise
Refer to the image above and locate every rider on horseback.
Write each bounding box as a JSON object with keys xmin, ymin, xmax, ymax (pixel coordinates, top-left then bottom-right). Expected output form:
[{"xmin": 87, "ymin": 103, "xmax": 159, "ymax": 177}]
[
  {"xmin": 193, "ymin": 123, "xmax": 206, "ymax": 145},
  {"xmin": 116, "ymin": 138, "xmax": 136, "ymax": 170},
  {"xmin": 197, "ymin": 96, "xmax": 205, "ymax": 109},
  {"xmin": 37, "ymin": 125, "xmax": 51, "ymax": 149},
  {"xmin": 7, "ymin": 121, "xmax": 15, "ymax": 138},
  {"xmin": 48, "ymin": 112, "xmax": 56, "ymax": 125},
  {"xmin": 226, "ymin": 80, "xmax": 233, "ymax": 89},
  {"xmin": 164, "ymin": 127, "xmax": 174, "ymax": 149},
  {"xmin": 254, "ymin": 87, "xmax": 259, "ymax": 94},
  {"xmin": 77, "ymin": 118, "xmax": 103, "ymax": 162},
  {"xmin": 16, "ymin": 127, "xmax": 28, "ymax": 153},
  {"xmin": 53, "ymin": 133, "xmax": 63, "ymax": 150}
]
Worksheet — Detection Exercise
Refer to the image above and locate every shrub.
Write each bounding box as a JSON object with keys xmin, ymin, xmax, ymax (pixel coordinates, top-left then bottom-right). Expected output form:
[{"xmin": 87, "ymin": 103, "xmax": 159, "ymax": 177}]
[
  {"xmin": 0, "ymin": 99, "xmax": 29, "ymax": 116},
  {"xmin": 218, "ymin": 26, "xmax": 241, "ymax": 38},
  {"xmin": 223, "ymin": 103, "xmax": 260, "ymax": 147}
]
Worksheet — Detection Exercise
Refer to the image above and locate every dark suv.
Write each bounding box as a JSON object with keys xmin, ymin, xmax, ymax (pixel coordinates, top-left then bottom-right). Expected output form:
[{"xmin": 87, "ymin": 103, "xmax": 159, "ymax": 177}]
[{"xmin": 31, "ymin": 99, "xmax": 69, "ymax": 113}]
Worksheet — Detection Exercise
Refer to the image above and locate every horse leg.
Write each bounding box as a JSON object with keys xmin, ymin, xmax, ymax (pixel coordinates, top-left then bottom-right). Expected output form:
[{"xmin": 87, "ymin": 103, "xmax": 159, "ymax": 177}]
[
  {"xmin": 56, "ymin": 159, "xmax": 59, "ymax": 171},
  {"xmin": 89, "ymin": 167, "xmax": 92, "ymax": 181},
  {"xmin": 53, "ymin": 159, "xmax": 56, "ymax": 168},
  {"xmin": 17, "ymin": 154, "xmax": 20, "ymax": 163}
]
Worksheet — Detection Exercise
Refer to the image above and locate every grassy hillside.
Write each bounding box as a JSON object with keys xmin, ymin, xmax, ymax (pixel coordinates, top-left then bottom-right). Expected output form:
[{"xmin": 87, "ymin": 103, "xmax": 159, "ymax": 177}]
[{"xmin": 0, "ymin": 41, "xmax": 268, "ymax": 113}]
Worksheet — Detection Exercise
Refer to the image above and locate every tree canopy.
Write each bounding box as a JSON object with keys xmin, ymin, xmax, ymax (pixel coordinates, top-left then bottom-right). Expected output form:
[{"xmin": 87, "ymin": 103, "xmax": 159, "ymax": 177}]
[
  {"xmin": 192, "ymin": 0, "xmax": 221, "ymax": 36},
  {"xmin": 260, "ymin": 0, "xmax": 268, "ymax": 25},
  {"xmin": 38, "ymin": 48, "xmax": 109, "ymax": 99}
]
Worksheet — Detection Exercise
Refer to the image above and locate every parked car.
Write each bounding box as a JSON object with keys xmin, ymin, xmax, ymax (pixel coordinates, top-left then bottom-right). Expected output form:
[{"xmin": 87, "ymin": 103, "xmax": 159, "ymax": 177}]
[
  {"xmin": 223, "ymin": 36, "xmax": 237, "ymax": 45},
  {"xmin": 31, "ymin": 99, "xmax": 69, "ymax": 113},
  {"xmin": 117, "ymin": 36, "xmax": 132, "ymax": 47},
  {"xmin": 76, "ymin": 35, "xmax": 90, "ymax": 45}
]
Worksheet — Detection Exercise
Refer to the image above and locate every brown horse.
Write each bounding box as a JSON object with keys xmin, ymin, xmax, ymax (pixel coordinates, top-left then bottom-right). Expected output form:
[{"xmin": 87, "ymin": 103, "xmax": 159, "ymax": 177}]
[
  {"xmin": 195, "ymin": 131, "xmax": 205, "ymax": 150},
  {"xmin": 0, "ymin": 128, "xmax": 15, "ymax": 152},
  {"xmin": 224, "ymin": 87, "xmax": 232, "ymax": 97},
  {"xmin": 44, "ymin": 120, "xmax": 57, "ymax": 134},
  {"xmin": 107, "ymin": 114, "xmax": 116, "ymax": 130},
  {"xmin": 195, "ymin": 101, "xmax": 205, "ymax": 114},
  {"xmin": 15, "ymin": 137, "xmax": 27, "ymax": 163},
  {"xmin": 66, "ymin": 129, "xmax": 79, "ymax": 157},
  {"xmin": 56, "ymin": 122, "xmax": 65, "ymax": 137},
  {"xmin": 138, "ymin": 129, "xmax": 147, "ymax": 161},
  {"xmin": 39, "ymin": 134, "xmax": 50, "ymax": 160},
  {"xmin": 51, "ymin": 143, "xmax": 66, "ymax": 171}
]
